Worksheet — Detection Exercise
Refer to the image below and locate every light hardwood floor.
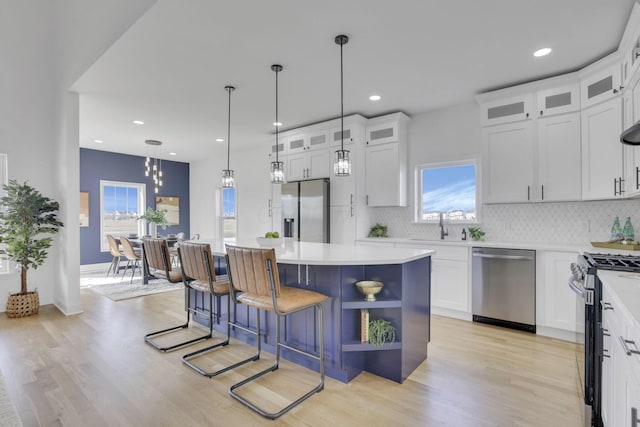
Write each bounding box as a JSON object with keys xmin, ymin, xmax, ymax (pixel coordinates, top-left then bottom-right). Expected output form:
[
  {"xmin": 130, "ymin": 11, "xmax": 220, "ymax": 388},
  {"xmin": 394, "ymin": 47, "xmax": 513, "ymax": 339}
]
[{"xmin": 0, "ymin": 287, "xmax": 584, "ymax": 426}]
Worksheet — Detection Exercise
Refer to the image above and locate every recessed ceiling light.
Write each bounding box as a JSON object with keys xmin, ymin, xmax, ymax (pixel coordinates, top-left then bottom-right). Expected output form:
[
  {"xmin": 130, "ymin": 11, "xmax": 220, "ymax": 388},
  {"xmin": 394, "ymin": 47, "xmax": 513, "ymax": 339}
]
[
  {"xmin": 169, "ymin": 152, "xmax": 176, "ymax": 156},
  {"xmin": 133, "ymin": 120, "xmax": 144, "ymax": 125},
  {"xmin": 93, "ymin": 139, "xmax": 103, "ymax": 143},
  {"xmin": 533, "ymin": 48, "xmax": 552, "ymax": 57},
  {"xmin": 273, "ymin": 122, "xmax": 282, "ymax": 127},
  {"xmin": 369, "ymin": 95, "xmax": 381, "ymax": 101},
  {"xmin": 216, "ymin": 138, "xmax": 224, "ymax": 142}
]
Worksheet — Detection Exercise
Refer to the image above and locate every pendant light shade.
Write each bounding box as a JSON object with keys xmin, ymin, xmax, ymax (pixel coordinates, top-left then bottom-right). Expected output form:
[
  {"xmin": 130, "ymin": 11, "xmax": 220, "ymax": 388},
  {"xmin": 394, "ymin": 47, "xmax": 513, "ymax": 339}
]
[
  {"xmin": 144, "ymin": 139, "xmax": 164, "ymax": 194},
  {"xmin": 334, "ymin": 34, "xmax": 351, "ymax": 177},
  {"xmin": 270, "ymin": 64, "xmax": 285, "ymax": 184},
  {"xmin": 222, "ymin": 85, "xmax": 236, "ymax": 188}
]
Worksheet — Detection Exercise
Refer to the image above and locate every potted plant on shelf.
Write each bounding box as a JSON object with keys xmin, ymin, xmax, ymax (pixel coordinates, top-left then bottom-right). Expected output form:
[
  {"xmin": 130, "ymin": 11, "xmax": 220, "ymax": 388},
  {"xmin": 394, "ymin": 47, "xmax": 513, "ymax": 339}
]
[
  {"xmin": 368, "ymin": 318, "xmax": 396, "ymax": 348},
  {"xmin": 0, "ymin": 180, "xmax": 63, "ymax": 318},
  {"xmin": 138, "ymin": 207, "xmax": 168, "ymax": 238},
  {"xmin": 467, "ymin": 226, "xmax": 486, "ymax": 241}
]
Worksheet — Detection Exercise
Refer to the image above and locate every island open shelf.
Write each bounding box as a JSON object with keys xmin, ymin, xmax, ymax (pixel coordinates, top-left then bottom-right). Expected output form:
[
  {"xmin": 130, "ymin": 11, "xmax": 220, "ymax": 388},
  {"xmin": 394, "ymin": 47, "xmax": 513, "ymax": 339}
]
[{"xmin": 188, "ymin": 240, "xmax": 432, "ymax": 384}]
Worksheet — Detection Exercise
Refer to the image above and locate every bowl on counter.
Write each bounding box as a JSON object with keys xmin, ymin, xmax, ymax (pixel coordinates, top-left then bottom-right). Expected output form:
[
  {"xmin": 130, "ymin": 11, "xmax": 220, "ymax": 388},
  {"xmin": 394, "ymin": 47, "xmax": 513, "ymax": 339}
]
[{"xmin": 256, "ymin": 237, "xmax": 285, "ymax": 247}]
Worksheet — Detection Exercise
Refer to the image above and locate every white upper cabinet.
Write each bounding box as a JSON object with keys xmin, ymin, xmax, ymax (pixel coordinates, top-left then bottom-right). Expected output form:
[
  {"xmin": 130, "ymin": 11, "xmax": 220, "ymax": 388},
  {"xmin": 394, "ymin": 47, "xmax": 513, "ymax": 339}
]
[
  {"xmin": 283, "ymin": 129, "xmax": 330, "ymax": 181},
  {"xmin": 581, "ymin": 96, "xmax": 623, "ymax": 200},
  {"xmin": 482, "ymin": 120, "xmax": 536, "ymax": 203},
  {"xmin": 536, "ymin": 83, "xmax": 580, "ymax": 118},
  {"xmin": 365, "ymin": 120, "xmax": 399, "ymax": 145},
  {"xmin": 580, "ymin": 63, "xmax": 622, "ymax": 109},
  {"xmin": 364, "ymin": 113, "xmax": 409, "ymax": 207},
  {"xmin": 537, "ymin": 112, "xmax": 582, "ymax": 201},
  {"xmin": 330, "ymin": 124, "xmax": 357, "ymax": 147},
  {"xmin": 480, "ymin": 94, "xmax": 533, "ymax": 126}
]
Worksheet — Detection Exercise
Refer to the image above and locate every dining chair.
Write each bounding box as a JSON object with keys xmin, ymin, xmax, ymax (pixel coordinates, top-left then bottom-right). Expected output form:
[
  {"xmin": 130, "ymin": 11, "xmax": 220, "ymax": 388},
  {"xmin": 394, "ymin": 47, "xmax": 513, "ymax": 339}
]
[
  {"xmin": 119, "ymin": 236, "xmax": 142, "ymax": 283},
  {"xmin": 224, "ymin": 244, "xmax": 328, "ymax": 420},
  {"xmin": 179, "ymin": 242, "xmax": 259, "ymax": 376},
  {"xmin": 106, "ymin": 234, "xmax": 124, "ymax": 277}
]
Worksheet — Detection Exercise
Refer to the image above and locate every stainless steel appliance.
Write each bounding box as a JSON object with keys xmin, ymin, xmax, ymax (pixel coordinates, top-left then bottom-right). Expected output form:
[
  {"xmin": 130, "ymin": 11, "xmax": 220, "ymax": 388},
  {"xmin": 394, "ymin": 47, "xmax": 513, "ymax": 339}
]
[
  {"xmin": 281, "ymin": 178, "xmax": 329, "ymax": 243},
  {"xmin": 568, "ymin": 252, "xmax": 640, "ymax": 427},
  {"xmin": 471, "ymin": 247, "xmax": 536, "ymax": 332}
]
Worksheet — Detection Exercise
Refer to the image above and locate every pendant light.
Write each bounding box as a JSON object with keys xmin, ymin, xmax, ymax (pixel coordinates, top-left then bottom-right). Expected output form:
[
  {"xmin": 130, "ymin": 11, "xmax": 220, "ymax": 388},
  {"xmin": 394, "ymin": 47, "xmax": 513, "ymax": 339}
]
[
  {"xmin": 270, "ymin": 64, "xmax": 285, "ymax": 184},
  {"xmin": 144, "ymin": 139, "xmax": 163, "ymax": 194},
  {"xmin": 334, "ymin": 34, "xmax": 351, "ymax": 176},
  {"xmin": 221, "ymin": 85, "xmax": 236, "ymax": 188}
]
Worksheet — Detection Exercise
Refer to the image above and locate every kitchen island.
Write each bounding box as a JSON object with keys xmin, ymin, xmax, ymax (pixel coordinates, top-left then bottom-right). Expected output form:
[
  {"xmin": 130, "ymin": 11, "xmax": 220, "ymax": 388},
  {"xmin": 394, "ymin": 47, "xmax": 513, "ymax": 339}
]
[{"xmin": 189, "ymin": 239, "xmax": 434, "ymax": 383}]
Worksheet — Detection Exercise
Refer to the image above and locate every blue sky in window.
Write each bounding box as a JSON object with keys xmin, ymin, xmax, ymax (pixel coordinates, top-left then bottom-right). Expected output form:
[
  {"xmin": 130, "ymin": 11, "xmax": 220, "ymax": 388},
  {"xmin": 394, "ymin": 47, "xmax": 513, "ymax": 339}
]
[
  {"xmin": 103, "ymin": 185, "xmax": 138, "ymax": 213},
  {"xmin": 223, "ymin": 188, "xmax": 236, "ymax": 216},
  {"xmin": 422, "ymin": 165, "xmax": 476, "ymax": 212}
]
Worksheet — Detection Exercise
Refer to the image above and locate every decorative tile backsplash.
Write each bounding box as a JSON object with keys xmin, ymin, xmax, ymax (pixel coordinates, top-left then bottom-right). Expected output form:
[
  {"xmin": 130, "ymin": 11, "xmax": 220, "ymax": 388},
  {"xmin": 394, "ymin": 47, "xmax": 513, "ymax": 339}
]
[{"xmin": 368, "ymin": 199, "xmax": 640, "ymax": 245}]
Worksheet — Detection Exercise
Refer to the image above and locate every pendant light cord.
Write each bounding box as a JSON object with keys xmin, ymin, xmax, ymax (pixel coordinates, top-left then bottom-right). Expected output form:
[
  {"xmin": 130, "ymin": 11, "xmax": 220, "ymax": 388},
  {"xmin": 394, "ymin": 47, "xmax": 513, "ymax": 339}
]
[
  {"xmin": 275, "ymin": 67, "xmax": 279, "ymax": 163},
  {"xmin": 225, "ymin": 86, "xmax": 234, "ymax": 170},
  {"xmin": 340, "ymin": 39, "xmax": 344, "ymax": 152}
]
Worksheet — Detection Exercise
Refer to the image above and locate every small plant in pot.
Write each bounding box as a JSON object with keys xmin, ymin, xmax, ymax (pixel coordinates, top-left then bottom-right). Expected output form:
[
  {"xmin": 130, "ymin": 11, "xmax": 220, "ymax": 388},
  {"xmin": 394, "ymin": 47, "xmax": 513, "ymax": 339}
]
[
  {"xmin": 368, "ymin": 318, "xmax": 396, "ymax": 348},
  {"xmin": 0, "ymin": 180, "xmax": 63, "ymax": 318}
]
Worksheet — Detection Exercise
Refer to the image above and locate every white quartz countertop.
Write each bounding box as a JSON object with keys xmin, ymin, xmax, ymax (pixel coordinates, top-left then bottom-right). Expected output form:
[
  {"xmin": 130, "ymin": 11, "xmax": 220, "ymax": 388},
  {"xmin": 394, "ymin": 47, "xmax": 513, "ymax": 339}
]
[
  {"xmin": 198, "ymin": 239, "xmax": 434, "ymax": 266},
  {"xmin": 598, "ymin": 269, "xmax": 640, "ymax": 330},
  {"xmin": 357, "ymin": 237, "xmax": 608, "ymax": 254}
]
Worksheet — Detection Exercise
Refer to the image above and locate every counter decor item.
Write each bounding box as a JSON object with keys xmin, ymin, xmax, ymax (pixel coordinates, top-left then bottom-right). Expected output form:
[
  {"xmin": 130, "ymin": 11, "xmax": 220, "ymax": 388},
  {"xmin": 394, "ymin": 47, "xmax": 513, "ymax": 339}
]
[
  {"xmin": 368, "ymin": 318, "xmax": 396, "ymax": 348},
  {"xmin": 368, "ymin": 223, "xmax": 388, "ymax": 238},
  {"xmin": 355, "ymin": 280, "xmax": 384, "ymax": 302},
  {"xmin": 591, "ymin": 237, "xmax": 640, "ymax": 250},
  {"xmin": 138, "ymin": 207, "xmax": 168, "ymax": 238},
  {"xmin": 611, "ymin": 216, "xmax": 623, "ymax": 240},
  {"xmin": 623, "ymin": 217, "xmax": 635, "ymax": 241},
  {"xmin": 256, "ymin": 231, "xmax": 284, "ymax": 247},
  {"xmin": 0, "ymin": 180, "xmax": 64, "ymax": 318},
  {"xmin": 467, "ymin": 226, "xmax": 485, "ymax": 241}
]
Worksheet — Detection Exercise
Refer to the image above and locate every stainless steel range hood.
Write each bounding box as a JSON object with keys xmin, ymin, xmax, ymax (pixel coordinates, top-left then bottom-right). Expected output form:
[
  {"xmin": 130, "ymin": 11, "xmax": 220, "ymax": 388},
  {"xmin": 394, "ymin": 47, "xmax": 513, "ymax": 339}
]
[{"xmin": 621, "ymin": 121, "xmax": 640, "ymax": 145}]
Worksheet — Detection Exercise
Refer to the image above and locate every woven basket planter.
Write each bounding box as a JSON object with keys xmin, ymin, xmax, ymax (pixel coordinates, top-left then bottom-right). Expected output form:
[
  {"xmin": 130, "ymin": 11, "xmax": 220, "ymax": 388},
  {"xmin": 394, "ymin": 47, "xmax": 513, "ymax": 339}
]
[{"xmin": 6, "ymin": 291, "xmax": 39, "ymax": 318}]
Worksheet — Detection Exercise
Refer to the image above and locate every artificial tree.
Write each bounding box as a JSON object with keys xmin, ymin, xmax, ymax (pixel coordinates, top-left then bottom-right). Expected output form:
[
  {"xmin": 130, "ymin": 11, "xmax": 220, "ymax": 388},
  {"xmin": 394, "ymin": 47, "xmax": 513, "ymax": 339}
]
[{"xmin": 0, "ymin": 180, "xmax": 63, "ymax": 316}]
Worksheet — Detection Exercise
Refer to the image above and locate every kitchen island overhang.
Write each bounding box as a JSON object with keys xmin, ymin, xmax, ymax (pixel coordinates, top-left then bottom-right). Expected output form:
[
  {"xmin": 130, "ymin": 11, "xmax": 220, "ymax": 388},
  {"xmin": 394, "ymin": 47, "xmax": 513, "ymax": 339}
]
[{"xmin": 189, "ymin": 240, "xmax": 433, "ymax": 383}]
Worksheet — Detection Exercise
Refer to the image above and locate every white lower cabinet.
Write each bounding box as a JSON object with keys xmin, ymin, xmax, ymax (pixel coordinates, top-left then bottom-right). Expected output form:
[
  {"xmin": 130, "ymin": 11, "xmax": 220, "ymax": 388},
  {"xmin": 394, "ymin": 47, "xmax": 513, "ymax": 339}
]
[
  {"xmin": 396, "ymin": 243, "xmax": 470, "ymax": 319},
  {"xmin": 536, "ymin": 251, "xmax": 581, "ymax": 335},
  {"xmin": 601, "ymin": 282, "xmax": 640, "ymax": 427}
]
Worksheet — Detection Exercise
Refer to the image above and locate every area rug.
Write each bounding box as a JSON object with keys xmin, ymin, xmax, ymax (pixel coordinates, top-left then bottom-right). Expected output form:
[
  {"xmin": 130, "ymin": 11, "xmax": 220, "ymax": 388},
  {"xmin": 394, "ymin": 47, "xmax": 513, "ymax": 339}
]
[
  {"xmin": 81, "ymin": 272, "xmax": 183, "ymax": 301},
  {"xmin": 0, "ymin": 369, "xmax": 22, "ymax": 427}
]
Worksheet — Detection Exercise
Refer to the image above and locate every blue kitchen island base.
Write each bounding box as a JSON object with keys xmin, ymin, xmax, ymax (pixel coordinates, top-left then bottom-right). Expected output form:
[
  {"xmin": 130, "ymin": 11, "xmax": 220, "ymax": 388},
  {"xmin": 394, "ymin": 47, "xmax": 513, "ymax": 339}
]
[{"xmin": 191, "ymin": 255, "xmax": 431, "ymax": 384}]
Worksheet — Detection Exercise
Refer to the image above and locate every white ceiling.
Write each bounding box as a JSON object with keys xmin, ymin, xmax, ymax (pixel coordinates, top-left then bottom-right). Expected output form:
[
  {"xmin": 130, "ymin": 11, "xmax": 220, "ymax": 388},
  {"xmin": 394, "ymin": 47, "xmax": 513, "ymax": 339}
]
[{"xmin": 74, "ymin": 0, "xmax": 636, "ymax": 163}]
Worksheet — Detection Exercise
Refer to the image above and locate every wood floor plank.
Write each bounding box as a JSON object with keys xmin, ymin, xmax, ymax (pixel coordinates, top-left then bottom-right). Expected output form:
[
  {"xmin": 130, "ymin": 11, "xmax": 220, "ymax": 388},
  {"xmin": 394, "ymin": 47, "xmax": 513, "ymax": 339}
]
[{"xmin": 0, "ymin": 287, "xmax": 583, "ymax": 426}]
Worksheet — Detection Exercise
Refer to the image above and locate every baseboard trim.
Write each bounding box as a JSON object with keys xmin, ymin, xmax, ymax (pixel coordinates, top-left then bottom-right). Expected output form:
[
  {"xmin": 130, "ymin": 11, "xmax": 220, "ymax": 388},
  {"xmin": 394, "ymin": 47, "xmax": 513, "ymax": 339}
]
[
  {"xmin": 80, "ymin": 263, "xmax": 110, "ymax": 274},
  {"xmin": 432, "ymin": 307, "xmax": 472, "ymax": 321},
  {"xmin": 535, "ymin": 326, "xmax": 582, "ymax": 343}
]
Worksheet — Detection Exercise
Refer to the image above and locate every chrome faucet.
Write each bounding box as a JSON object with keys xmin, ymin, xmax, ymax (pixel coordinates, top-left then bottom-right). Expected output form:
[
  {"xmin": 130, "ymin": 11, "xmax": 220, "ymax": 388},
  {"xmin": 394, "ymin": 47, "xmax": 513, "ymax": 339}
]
[{"xmin": 439, "ymin": 212, "xmax": 448, "ymax": 240}]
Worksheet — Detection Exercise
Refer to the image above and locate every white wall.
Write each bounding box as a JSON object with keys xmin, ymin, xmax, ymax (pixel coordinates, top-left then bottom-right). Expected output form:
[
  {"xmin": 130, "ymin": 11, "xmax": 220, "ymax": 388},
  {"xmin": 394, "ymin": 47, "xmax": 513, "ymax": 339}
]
[
  {"xmin": 0, "ymin": 0, "xmax": 157, "ymax": 314},
  {"xmin": 189, "ymin": 138, "xmax": 275, "ymax": 243}
]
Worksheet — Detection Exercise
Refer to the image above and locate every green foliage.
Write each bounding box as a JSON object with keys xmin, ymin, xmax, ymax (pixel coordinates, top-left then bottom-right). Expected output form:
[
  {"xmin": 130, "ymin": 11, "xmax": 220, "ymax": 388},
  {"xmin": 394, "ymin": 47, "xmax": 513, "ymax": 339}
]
[
  {"xmin": 368, "ymin": 318, "xmax": 396, "ymax": 348},
  {"xmin": 138, "ymin": 207, "xmax": 168, "ymax": 229},
  {"xmin": 368, "ymin": 223, "xmax": 388, "ymax": 238},
  {"xmin": 0, "ymin": 180, "xmax": 63, "ymax": 293},
  {"xmin": 467, "ymin": 226, "xmax": 485, "ymax": 241}
]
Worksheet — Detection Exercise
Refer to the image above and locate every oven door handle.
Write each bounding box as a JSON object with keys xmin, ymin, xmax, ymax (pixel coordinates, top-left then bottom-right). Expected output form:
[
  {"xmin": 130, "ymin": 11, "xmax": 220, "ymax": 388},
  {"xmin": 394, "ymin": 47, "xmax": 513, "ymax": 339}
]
[{"xmin": 568, "ymin": 277, "xmax": 586, "ymax": 299}]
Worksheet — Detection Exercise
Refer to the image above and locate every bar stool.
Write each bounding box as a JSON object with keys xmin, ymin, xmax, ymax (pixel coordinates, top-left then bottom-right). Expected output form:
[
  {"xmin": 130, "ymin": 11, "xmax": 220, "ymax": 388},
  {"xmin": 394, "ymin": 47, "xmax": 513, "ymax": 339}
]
[
  {"xmin": 179, "ymin": 242, "xmax": 260, "ymax": 377},
  {"xmin": 141, "ymin": 237, "xmax": 182, "ymax": 283},
  {"xmin": 225, "ymin": 244, "xmax": 328, "ymax": 420},
  {"xmin": 144, "ymin": 241, "xmax": 219, "ymax": 352}
]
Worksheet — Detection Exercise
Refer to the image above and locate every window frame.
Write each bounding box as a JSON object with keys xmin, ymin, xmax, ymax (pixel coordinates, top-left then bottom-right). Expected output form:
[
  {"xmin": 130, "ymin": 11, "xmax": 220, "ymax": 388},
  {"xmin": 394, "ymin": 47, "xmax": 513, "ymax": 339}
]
[
  {"xmin": 220, "ymin": 186, "xmax": 237, "ymax": 240},
  {"xmin": 414, "ymin": 159, "xmax": 481, "ymax": 224},
  {"xmin": 99, "ymin": 180, "xmax": 146, "ymax": 252}
]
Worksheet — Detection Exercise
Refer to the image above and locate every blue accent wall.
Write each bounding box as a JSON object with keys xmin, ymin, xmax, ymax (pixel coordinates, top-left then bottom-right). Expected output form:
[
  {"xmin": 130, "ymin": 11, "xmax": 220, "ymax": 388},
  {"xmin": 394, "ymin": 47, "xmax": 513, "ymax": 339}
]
[{"xmin": 80, "ymin": 148, "xmax": 190, "ymax": 265}]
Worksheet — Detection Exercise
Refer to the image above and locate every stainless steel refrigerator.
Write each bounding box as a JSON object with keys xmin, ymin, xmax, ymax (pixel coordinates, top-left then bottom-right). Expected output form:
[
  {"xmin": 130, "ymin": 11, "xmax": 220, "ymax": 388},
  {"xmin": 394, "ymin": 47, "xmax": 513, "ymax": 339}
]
[{"xmin": 281, "ymin": 178, "xmax": 329, "ymax": 243}]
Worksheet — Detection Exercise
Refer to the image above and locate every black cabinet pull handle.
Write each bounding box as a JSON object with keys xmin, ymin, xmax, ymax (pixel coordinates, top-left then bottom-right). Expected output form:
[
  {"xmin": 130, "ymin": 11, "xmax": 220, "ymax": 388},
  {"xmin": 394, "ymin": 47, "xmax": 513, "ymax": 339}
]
[
  {"xmin": 527, "ymin": 185, "xmax": 530, "ymax": 201},
  {"xmin": 636, "ymin": 166, "xmax": 640, "ymax": 190},
  {"xmin": 614, "ymin": 178, "xmax": 618, "ymax": 196},
  {"xmin": 540, "ymin": 110, "xmax": 543, "ymax": 116},
  {"xmin": 541, "ymin": 185, "xmax": 544, "ymax": 200}
]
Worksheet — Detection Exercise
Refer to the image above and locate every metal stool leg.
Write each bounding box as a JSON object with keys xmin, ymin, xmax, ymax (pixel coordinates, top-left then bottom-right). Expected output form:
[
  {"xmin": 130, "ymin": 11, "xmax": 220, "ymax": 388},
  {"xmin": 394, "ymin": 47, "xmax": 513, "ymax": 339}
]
[
  {"xmin": 228, "ymin": 303, "xmax": 325, "ymax": 420},
  {"xmin": 182, "ymin": 296, "xmax": 261, "ymax": 377},
  {"xmin": 144, "ymin": 287, "xmax": 213, "ymax": 352}
]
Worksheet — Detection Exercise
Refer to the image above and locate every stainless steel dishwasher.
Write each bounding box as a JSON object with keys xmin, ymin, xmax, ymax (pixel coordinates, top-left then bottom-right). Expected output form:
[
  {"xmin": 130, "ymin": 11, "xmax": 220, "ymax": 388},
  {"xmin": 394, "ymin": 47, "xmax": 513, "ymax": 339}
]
[{"xmin": 471, "ymin": 247, "xmax": 536, "ymax": 332}]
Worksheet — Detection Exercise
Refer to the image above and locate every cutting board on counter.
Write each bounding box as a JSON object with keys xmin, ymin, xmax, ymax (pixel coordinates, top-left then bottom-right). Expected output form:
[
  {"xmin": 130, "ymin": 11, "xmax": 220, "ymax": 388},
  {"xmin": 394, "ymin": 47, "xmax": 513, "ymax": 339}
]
[{"xmin": 591, "ymin": 241, "xmax": 640, "ymax": 250}]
